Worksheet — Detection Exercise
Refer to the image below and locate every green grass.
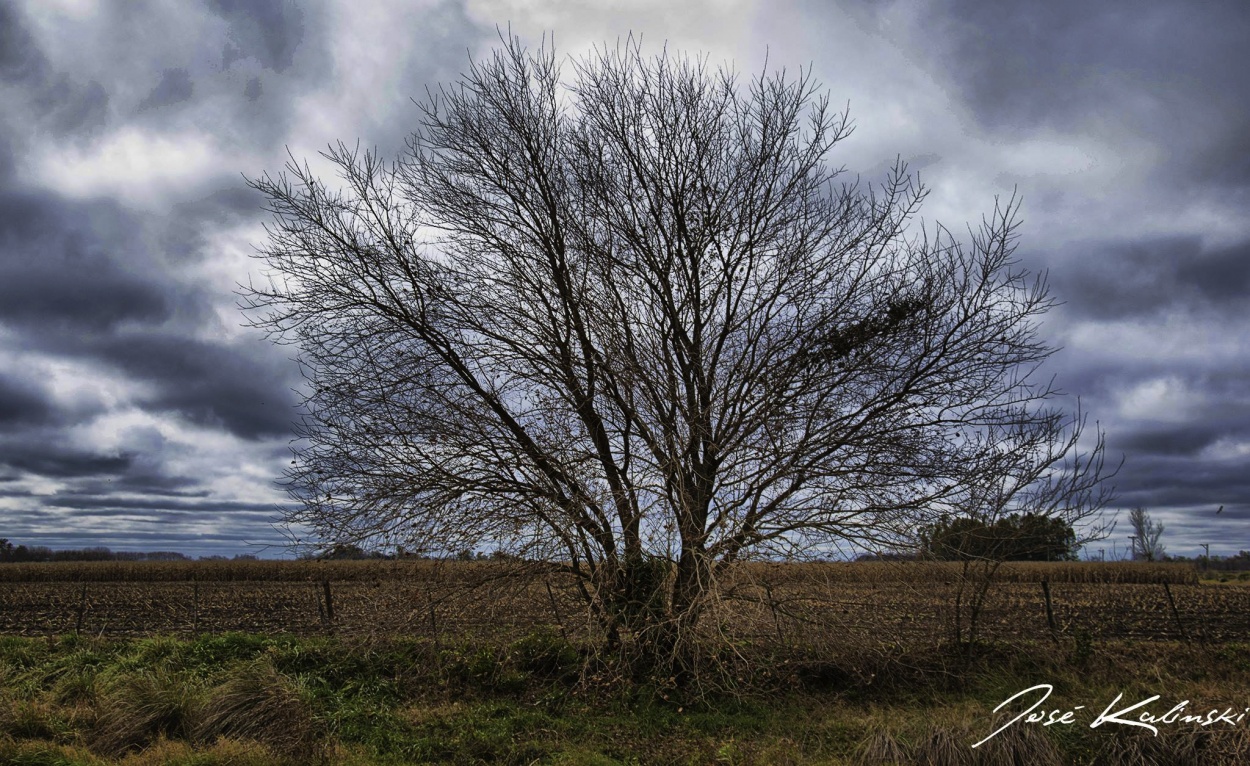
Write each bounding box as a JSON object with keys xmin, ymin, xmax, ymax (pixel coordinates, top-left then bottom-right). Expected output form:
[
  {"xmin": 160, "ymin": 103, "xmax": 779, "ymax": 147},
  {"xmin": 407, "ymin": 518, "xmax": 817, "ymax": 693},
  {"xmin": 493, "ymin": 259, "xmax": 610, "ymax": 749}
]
[{"xmin": 1, "ymin": 631, "xmax": 1248, "ymax": 764}]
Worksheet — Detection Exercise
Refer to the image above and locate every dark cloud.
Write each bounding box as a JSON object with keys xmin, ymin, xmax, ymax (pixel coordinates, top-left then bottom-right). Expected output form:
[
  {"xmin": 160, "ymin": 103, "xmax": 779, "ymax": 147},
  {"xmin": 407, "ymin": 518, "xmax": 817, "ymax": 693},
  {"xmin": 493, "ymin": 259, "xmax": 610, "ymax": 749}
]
[
  {"xmin": 3, "ymin": 496, "xmax": 289, "ymax": 555},
  {"xmin": 0, "ymin": 2, "xmax": 48, "ymax": 85},
  {"xmin": 0, "ymin": 134, "xmax": 12, "ymax": 179},
  {"xmin": 0, "ymin": 265, "xmax": 171, "ymax": 330},
  {"xmin": 44, "ymin": 494, "xmax": 277, "ymax": 515},
  {"xmin": 0, "ymin": 374, "xmax": 53, "ymax": 426},
  {"xmin": 210, "ymin": 0, "xmax": 307, "ymax": 73},
  {"xmin": 138, "ymin": 68, "xmax": 194, "ymax": 110},
  {"xmin": 0, "ymin": 192, "xmax": 174, "ymax": 330},
  {"xmin": 163, "ymin": 186, "xmax": 268, "ymax": 263},
  {"xmin": 93, "ymin": 333, "xmax": 299, "ymax": 441},
  {"xmin": 69, "ymin": 474, "xmax": 205, "ymax": 497},
  {"xmin": 4, "ymin": 327, "xmax": 302, "ymax": 443},
  {"xmin": 0, "ymin": 443, "xmax": 132, "ymax": 480},
  {"xmin": 1, "ymin": 5, "xmax": 111, "ymax": 137},
  {"xmin": 915, "ymin": 0, "xmax": 1250, "ymax": 194},
  {"xmin": 1176, "ymin": 240, "xmax": 1250, "ymax": 304},
  {"xmin": 921, "ymin": 0, "xmax": 1250, "ymax": 124},
  {"xmin": 33, "ymin": 77, "xmax": 111, "ymax": 135},
  {"xmin": 0, "ymin": 524, "xmax": 287, "ymax": 556},
  {"xmin": 1047, "ymin": 235, "xmax": 1250, "ymax": 321},
  {"xmin": 1111, "ymin": 455, "xmax": 1249, "ymax": 511},
  {"xmin": 1118, "ymin": 426, "xmax": 1226, "ymax": 459}
]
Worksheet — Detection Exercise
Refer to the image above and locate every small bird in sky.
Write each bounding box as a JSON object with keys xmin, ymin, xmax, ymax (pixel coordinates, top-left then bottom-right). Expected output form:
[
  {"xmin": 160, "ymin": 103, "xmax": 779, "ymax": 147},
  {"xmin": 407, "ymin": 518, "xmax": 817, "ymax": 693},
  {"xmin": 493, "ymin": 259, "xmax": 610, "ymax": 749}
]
[{"xmin": 1217, "ymin": 505, "xmax": 1224, "ymax": 514}]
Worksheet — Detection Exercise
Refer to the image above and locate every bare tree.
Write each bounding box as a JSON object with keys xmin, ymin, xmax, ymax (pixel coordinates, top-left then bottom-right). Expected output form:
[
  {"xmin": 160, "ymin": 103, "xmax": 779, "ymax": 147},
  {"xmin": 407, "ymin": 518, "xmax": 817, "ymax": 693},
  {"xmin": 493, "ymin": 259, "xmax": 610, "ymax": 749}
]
[
  {"xmin": 242, "ymin": 33, "xmax": 1113, "ymax": 672},
  {"xmin": 1128, "ymin": 506, "xmax": 1165, "ymax": 561}
]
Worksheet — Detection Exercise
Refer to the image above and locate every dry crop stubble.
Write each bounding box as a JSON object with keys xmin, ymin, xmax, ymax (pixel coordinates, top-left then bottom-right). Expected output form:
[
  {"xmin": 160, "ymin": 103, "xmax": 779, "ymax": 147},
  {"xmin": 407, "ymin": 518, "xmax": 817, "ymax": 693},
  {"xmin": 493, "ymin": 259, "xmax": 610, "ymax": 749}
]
[{"xmin": 0, "ymin": 561, "xmax": 1246, "ymax": 649}]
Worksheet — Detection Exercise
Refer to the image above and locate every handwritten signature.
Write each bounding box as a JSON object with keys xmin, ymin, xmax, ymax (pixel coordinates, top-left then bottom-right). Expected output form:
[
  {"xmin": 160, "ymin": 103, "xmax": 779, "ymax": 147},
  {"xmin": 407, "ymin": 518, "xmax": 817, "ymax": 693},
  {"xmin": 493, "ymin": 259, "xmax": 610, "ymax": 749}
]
[{"xmin": 972, "ymin": 684, "xmax": 1250, "ymax": 748}]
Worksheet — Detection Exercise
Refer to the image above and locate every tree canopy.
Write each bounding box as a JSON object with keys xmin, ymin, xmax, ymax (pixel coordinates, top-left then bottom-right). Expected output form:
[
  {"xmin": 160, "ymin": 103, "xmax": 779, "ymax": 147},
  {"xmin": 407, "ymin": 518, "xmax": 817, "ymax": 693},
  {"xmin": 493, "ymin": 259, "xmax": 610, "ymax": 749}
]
[{"xmin": 919, "ymin": 512, "xmax": 1080, "ymax": 561}]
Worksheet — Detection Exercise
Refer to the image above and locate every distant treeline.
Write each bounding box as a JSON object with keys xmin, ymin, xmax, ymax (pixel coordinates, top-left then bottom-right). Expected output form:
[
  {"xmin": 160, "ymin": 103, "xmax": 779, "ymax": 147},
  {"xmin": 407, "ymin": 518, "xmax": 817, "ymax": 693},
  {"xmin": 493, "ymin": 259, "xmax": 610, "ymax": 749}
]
[
  {"xmin": 0, "ymin": 539, "xmax": 258, "ymax": 564},
  {"xmin": 5, "ymin": 537, "xmax": 1248, "ymax": 571},
  {"xmin": 1176, "ymin": 550, "xmax": 1250, "ymax": 571}
]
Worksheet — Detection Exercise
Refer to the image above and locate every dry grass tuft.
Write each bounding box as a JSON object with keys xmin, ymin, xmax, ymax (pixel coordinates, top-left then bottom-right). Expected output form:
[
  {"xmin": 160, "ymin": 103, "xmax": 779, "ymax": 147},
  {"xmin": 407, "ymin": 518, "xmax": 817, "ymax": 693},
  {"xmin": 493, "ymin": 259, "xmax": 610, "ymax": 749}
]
[
  {"xmin": 911, "ymin": 726, "xmax": 974, "ymax": 766},
  {"xmin": 193, "ymin": 660, "xmax": 322, "ymax": 761},
  {"xmin": 972, "ymin": 720, "xmax": 1063, "ymax": 765},
  {"xmin": 0, "ymin": 698, "xmax": 67, "ymax": 742},
  {"xmin": 89, "ymin": 669, "xmax": 203, "ymax": 756},
  {"xmin": 852, "ymin": 730, "xmax": 910, "ymax": 764},
  {"xmin": 1090, "ymin": 726, "xmax": 1250, "ymax": 766}
]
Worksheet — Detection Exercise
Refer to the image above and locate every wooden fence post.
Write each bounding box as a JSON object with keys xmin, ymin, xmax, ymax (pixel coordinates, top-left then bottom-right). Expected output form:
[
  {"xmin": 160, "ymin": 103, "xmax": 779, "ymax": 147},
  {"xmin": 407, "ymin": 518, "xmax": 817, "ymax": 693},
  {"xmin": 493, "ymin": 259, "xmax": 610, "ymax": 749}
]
[
  {"xmin": 763, "ymin": 582, "xmax": 785, "ymax": 647},
  {"xmin": 1162, "ymin": 582, "xmax": 1191, "ymax": 643},
  {"xmin": 544, "ymin": 577, "xmax": 568, "ymax": 641},
  {"xmin": 74, "ymin": 583, "xmax": 88, "ymax": 636},
  {"xmin": 322, "ymin": 580, "xmax": 335, "ymax": 629},
  {"xmin": 1041, "ymin": 579, "xmax": 1059, "ymax": 643}
]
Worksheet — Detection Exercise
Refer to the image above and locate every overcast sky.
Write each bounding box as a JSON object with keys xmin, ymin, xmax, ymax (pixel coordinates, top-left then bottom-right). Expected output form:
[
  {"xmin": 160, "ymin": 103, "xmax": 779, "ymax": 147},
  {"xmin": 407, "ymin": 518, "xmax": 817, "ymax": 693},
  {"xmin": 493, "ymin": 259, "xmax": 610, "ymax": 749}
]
[{"xmin": 0, "ymin": 0, "xmax": 1246, "ymax": 559}]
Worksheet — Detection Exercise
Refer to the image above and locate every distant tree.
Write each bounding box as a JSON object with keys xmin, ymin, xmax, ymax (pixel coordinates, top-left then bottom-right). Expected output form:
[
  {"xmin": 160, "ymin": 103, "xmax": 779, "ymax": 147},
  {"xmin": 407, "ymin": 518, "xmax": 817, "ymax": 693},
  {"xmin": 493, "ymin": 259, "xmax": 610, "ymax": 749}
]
[
  {"xmin": 320, "ymin": 542, "xmax": 370, "ymax": 560},
  {"xmin": 146, "ymin": 551, "xmax": 190, "ymax": 561},
  {"xmin": 1127, "ymin": 506, "xmax": 1165, "ymax": 561},
  {"xmin": 15, "ymin": 545, "xmax": 52, "ymax": 562},
  {"xmin": 854, "ymin": 551, "xmax": 920, "ymax": 562},
  {"xmin": 920, "ymin": 512, "xmax": 1079, "ymax": 562}
]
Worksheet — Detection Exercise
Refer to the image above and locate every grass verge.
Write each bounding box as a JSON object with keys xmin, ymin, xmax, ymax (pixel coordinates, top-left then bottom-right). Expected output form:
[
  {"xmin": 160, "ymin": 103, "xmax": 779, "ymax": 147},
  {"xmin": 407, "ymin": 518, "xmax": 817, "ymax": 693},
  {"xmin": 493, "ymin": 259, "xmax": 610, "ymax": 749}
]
[{"xmin": 0, "ymin": 631, "xmax": 1247, "ymax": 764}]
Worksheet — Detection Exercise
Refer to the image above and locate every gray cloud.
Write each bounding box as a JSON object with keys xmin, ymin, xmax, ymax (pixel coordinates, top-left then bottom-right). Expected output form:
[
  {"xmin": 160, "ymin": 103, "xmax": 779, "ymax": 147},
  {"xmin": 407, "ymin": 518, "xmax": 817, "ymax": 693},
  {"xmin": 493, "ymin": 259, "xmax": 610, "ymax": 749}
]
[
  {"xmin": 243, "ymin": 76, "xmax": 262, "ymax": 101},
  {"xmin": 138, "ymin": 68, "xmax": 194, "ymax": 111},
  {"xmin": 0, "ymin": 192, "xmax": 176, "ymax": 330},
  {"xmin": 1119, "ymin": 426, "xmax": 1225, "ymax": 459},
  {"xmin": 0, "ymin": 267, "xmax": 171, "ymax": 331},
  {"xmin": 210, "ymin": 0, "xmax": 308, "ymax": 74},
  {"xmin": 44, "ymin": 495, "xmax": 278, "ymax": 515},
  {"xmin": 1047, "ymin": 235, "xmax": 1250, "ymax": 321},
  {"xmin": 0, "ymin": 135, "xmax": 12, "ymax": 179},
  {"xmin": 0, "ymin": 442, "xmax": 132, "ymax": 480},
  {"xmin": 94, "ymin": 333, "xmax": 300, "ymax": 441},
  {"xmin": 917, "ymin": 0, "xmax": 1250, "ymax": 191},
  {"xmin": 0, "ymin": 1, "xmax": 327, "ymax": 556},
  {"xmin": 0, "ymin": 6, "xmax": 111, "ymax": 139},
  {"xmin": 0, "ymin": 181, "xmax": 299, "ymax": 442},
  {"xmin": 0, "ymin": 1, "xmax": 48, "ymax": 85},
  {"xmin": 0, "ymin": 374, "xmax": 53, "ymax": 426}
]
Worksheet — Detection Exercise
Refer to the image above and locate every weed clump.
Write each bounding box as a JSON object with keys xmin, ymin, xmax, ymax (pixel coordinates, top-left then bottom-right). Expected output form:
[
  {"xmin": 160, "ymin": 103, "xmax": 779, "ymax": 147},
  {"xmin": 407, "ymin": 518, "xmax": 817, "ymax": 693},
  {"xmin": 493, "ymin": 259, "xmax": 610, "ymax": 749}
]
[
  {"xmin": 194, "ymin": 660, "xmax": 322, "ymax": 761},
  {"xmin": 89, "ymin": 669, "xmax": 202, "ymax": 755}
]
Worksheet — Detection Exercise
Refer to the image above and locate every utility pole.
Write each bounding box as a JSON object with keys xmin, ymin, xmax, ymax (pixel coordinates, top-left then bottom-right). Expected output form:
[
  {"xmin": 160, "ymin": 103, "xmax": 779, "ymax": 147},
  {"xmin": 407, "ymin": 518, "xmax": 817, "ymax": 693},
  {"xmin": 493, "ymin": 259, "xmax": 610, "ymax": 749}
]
[{"xmin": 1201, "ymin": 543, "xmax": 1210, "ymax": 571}]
